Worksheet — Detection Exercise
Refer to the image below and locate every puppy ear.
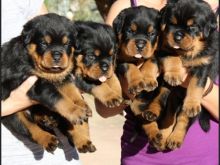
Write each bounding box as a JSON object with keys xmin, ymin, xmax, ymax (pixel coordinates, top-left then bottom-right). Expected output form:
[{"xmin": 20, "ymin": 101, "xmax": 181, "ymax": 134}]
[
  {"xmin": 112, "ymin": 9, "xmax": 127, "ymax": 35},
  {"xmin": 203, "ymin": 13, "xmax": 217, "ymax": 38},
  {"xmin": 159, "ymin": 6, "xmax": 168, "ymax": 31},
  {"xmin": 21, "ymin": 23, "xmax": 35, "ymax": 45}
]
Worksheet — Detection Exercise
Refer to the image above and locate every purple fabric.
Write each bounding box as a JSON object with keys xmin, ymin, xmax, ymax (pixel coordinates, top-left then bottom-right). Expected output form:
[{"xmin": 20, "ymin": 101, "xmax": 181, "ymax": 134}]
[
  {"xmin": 121, "ymin": 109, "xmax": 219, "ymax": 165},
  {"xmin": 130, "ymin": 0, "xmax": 137, "ymax": 7}
]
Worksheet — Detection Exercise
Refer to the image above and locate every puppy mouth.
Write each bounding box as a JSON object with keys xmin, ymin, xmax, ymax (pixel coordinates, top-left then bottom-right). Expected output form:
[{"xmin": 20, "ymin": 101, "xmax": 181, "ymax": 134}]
[{"xmin": 40, "ymin": 64, "xmax": 67, "ymax": 73}]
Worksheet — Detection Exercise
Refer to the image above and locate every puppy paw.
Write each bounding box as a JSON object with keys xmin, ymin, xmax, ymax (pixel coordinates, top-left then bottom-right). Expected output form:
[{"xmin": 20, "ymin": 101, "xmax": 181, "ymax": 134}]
[
  {"xmin": 183, "ymin": 99, "xmax": 201, "ymax": 117},
  {"xmin": 102, "ymin": 93, "xmax": 123, "ymax": 108},
  {"xmin": 66, "ymin": 105, "xmax": 90, "ymax": 124},
  {"xmin": 148, "ymin": 131, "xmax": 166, "ymax": 151},
  {"xmin": 38, "ymin": 116, "xmax": 58, "ymax": 129},
  {"xmin": 76, "ymin": 140, "xmax": 96, "ymax": 153},
  {"xmin": 41, "ymin": 134, "xmax": 59, "ymax": 153},
  {"xmin": 142, "ymin": 111, "xmax": 158, "ymax": 122},
  {"xmin": 166, "ymin": 132, "xmax": 185, "ymax": 150},
  {"xmin": 164, "ymin": 71, "xmax": 184, "ymax": 86},
  {"xmin": 128, "ymin": 79, "xmax": 146, "ymax": 95},
  {"xmin": 144, "ymin": 77, "xmax": 158, "ymax": 92}
]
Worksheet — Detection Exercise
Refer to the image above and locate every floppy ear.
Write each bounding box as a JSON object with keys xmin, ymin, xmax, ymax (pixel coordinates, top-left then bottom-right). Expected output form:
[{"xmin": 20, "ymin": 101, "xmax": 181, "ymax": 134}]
[
  {"xmin": 203, "ymin": 13, "xmax": 217, "ymax": 38},
  {"xmin": 21, "ymin": 23, "xmax": 35, "ymax": 45},
  {"xmin": 112, "ymin": 9, "xmax": 127, "ymax": 35},
  {"xmin": 159, "ymin": 6, "xmax": 168, "ymax": 31}
]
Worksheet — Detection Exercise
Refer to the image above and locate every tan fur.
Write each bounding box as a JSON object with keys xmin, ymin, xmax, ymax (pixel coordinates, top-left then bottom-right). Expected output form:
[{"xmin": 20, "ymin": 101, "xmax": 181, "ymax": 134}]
[
  {"xmin": 17, "ymin": 112, "xmax": 58, "ymax": 150},
  {"xmin": 44, "ymin": 35, "xmax": 52, "ymax": 44},
  {"xmin": 28, "ymin": 43, "xmax": 74, "ymax": 83},
  {"xmin": 183, "ymin": 76, "xmax": 204, "ymax": 117}
]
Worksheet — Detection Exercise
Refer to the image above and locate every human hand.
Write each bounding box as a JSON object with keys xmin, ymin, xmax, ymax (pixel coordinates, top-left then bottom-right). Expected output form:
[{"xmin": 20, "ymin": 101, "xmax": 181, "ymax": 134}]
[{"xmin": 1, "ymin": 76, "xmax": 38, "ymax": 116}]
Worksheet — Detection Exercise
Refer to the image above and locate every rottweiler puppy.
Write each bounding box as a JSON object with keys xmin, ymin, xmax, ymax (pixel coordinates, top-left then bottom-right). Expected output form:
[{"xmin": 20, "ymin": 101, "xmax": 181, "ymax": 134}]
[
  {"xmin": 113, "ymin": 6, "xmax": 161, "ymax": 95},
  {"xmin": 113, "ymin": 6, "xmax": 169, "ymax": 144},
  {"xmin": 73, "ymin": 21, "xmax": 123, "ymax": 108},
  {"xmin": 147, "ymin": 0, "xmax": 219, "ymax": 151},
  {"xmin": 1, "ymin": 13, "xmax": 94, "ymax": 153}
]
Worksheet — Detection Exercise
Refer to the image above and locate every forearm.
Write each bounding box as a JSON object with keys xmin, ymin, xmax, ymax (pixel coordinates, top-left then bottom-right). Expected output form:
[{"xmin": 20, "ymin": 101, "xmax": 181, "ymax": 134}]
[{"xmin": 201, "ymin": 83, "xmax": 219, "ymax": 120}]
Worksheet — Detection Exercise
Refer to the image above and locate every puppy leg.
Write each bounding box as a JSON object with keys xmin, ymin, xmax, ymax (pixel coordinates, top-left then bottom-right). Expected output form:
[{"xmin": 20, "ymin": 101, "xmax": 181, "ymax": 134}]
[
  {"xmin": 141, "ymin": 58, "xmax": 159, "ymax": 91},
  {"xmin": 91, "ymin": 81, "xmax": 123, "ymax": 108},
  {"xmin": 162, "ymin": 56, "xmax": 185, "ymax": 86},
  {"xmin": 118, "ymin": 63, "xmax": 145, "ymax": 95},
  {"xmin": 142, "ymin": 121, "xmax": 162, "ymax": 149},
  {"xmin": 58, "ymin": 82, "xmax": 92, "ymax": 118},
  {"xmin": 166, "ymin": 111, "xmax": 189, "ymax": 150},
  {"xmin": 182, "ymin": 75, "xmax": 206, "ymax": 117},
  {"xmin": 143, "ymin": 87, "xmax": 170, "ymax": 122},
  {"xmin": 17, "ymin": 112, "xmax": 59, "ymax": 153},
  {"xmin": 105, "ymin": 73, "xmax": 122, "ymax": 97},
  {"xmin": 68, "ymin": 120, "xmax": 96, "ymax": 153}
]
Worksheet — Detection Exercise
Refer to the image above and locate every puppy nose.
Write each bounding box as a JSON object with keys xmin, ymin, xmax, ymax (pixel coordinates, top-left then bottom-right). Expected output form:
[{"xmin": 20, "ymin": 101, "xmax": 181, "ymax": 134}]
[
  {"xmin": 100, "ymin": 62, "xmax": 109, "ymax": 72},
  {"xmin": 52, "ymin": 51, "xmax": 62, "ymax": 62},
  {"xmin": 174, "ymin": 31, "xmax": 184, "ymax": 42},
  {"xmin": 136, "ymin": 39, "xmax": 146, "ymax": 51}
]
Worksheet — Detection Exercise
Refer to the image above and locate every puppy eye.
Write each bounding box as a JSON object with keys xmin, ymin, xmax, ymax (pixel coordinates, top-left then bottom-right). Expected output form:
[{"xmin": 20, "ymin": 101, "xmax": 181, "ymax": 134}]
[
  {"xmin": 64, "ymin": 41, "xmax": 70, "ymax": 46},
  {"xmin": 188, "ymin": 26, "xmax": 199, "ymax": 33},
  {"xmin": 127, "ymin": 28, "xmax": 134, "ymax": 34},
  {"xmin": 40, "ymin": 41, "xmax": 48, "ymax": 47},
  {"xmin": 147, "ymin": 31, "xmax": 156, "ymax": 38},
  {"xmin": 87, "ymin": 55, "xmax": 95, "ymax": 61}
]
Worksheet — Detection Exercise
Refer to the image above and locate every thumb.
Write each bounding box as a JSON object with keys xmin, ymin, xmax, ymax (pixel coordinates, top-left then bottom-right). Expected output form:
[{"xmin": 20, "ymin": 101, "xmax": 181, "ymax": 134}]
[{"xmin": 18, "ymin": 76, "xmax": 38, "ymax": 92}]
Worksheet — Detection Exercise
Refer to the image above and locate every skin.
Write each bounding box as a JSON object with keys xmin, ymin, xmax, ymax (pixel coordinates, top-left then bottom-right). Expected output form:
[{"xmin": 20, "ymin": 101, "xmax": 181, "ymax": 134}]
[{"xmin": 96, "ymin": 0, "xmax": 219, "ymax": 121}]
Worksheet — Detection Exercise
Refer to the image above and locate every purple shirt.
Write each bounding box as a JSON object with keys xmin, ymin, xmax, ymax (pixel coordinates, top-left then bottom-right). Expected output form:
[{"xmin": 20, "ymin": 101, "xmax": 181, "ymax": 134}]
[{"xmin": 121, "ymin": 108, "xmax": 218, "ymax": 165}]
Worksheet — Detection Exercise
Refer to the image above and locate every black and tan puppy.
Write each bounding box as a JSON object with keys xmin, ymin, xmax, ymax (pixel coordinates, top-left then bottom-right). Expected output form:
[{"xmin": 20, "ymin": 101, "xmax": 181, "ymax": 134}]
[
  {"xmin": 148, "ymin": 0, "xmax": 219, "ymax": 150},
  {"xmin": 73, "ymin": 21, "xmax": 123, "ymax": 108},
  {"xmin": 113, "ymin": 6, "xmax": 168, "ymax": 144},
  {"xmin": 113, "ymin": 6, "xmax": 161, "ymax": 95},
  {"xmin": 1, "ymin": 13, "xmax": 94, "ymax": 153}
]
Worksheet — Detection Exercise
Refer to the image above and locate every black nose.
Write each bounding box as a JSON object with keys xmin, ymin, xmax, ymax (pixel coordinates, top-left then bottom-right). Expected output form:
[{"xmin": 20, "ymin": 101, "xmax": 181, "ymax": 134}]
[
  {"xmin": 174, "ymin": 31, "xmax": 184, "ymax": 42},
  {"xmin": 100, "ymin": 62, "xmax": 109, "ymax": 72},
  {"xmin": 135, "ymin": 39, "xmax": 146, "ymax": 51},
  {"xmin": 52, "ymin": 51, "xmax": 62, "ymax": 62}
]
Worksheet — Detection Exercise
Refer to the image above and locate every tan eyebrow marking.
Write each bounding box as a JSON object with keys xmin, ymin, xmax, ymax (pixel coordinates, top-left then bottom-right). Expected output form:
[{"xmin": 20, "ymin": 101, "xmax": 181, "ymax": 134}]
[
  {"xmin": 62, "ymin": 36, "xmax": 68, "ymax": 44},
  {"xmin": 109, "ymin": 48, "xmax": 114, "ymax": 56},
  {"xmin": 44, "ymin": 35, "xmax": 52, "ymax": 44},
  {"xmin": 147, "ymin": 25, "xmax": 154, "ymax": 33},
  {"xmin": 131, "ymin": 23, "xmax": 137, "ymax": 32},
  {"xmin": 94, "ymin": 49, "xmax": 101, "ymax": 56},
  {"xmin": 171, "ymin": 16, "xmax": 178, "ymax": 24},
  {"xmin": 187, "ymin": 19, "xmax": 194, "ymax": 26}
]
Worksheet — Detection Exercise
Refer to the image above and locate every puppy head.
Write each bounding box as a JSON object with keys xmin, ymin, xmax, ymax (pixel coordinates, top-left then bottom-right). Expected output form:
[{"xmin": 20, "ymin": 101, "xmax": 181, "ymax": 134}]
[
  {"xmin": 113, "ymin": 6, "xmax": 160, "ymax": 59},
  {"xmin": 74, "ymin": 21, "xmax": 117, "ymax": 82},
  {"xmin": 22, "ymin": 13, "xmax": 77, "ymax": 80},
  {"xmin": 160, "ymin": 0, "xmax": 217, "ymax": 57}
]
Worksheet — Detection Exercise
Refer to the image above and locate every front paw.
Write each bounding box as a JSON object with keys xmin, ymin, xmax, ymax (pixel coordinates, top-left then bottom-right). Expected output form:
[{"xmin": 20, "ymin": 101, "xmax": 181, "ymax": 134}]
[
  {"xmin": 128, "ymin": 79, "xmax": 146, "ymax": 95},
  {"xmin": 66, "ymin": 105, "xmax": 90, "ymax": 124},
  {"xmin": 76, "ymin": 140, "xmax": 96, "ymax": 153},
  {"xmin": 148, "ymin": 131, "xmax": 166, "ymax": 151},
  {"xmin": 142, "ymin": 111, "xmax": 158, "ymax": 122},
  {"xmin": 166, "ymin": 132, "xmax": 185, "ymax": 150},
  {"xmin": 144, "ymin": 77, "xmax": 158, "ymax": 92},
  {"xmin": 183, "ymin": 99, "xmax": 201, "ymax": 117},
  {"xmin": 164, "ymin": 71, "xmax": 184, "ymax": 86},
  {"xmin": 101, "ymin": 93, "xmax": 123, "ymax": 108},
  {"xmin": 41, "ymin": 133, "xmax": 59, "ymax": 153}
]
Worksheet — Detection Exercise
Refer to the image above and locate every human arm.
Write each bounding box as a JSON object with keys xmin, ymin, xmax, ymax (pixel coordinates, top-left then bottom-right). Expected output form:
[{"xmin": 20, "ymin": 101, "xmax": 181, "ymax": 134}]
[{"xmin": 1, "ymin": 76, "xmax": 38, "ymax": 117}]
